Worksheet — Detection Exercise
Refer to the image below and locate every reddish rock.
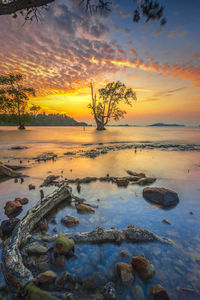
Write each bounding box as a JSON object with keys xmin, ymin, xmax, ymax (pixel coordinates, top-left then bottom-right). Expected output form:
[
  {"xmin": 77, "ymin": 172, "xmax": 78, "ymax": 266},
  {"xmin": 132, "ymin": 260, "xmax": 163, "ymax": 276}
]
[
  {"xmin": 115, "ymin": 177, "xmax": 129, "ymax": 187},
  {"xmin": 131, "ymin": 256, "xmax": 155, "ymax": 281},
  {"xmin": 15, "ymin": 197, "xmax": 29, "ymax": 205},
  {"xmin": 61, "ymin": 215, "xmax": 79, "ymax": 227},
  {"xmin": 150, "ymin": 285, "xmax": 170, "ymax": 300},
  {"xmin": 0, "ymin": 218, "xmax": 20, "ymax": 237},
  {"xmin": 116, "ymin": 263, "xmax": 134, "ymax": 285},
  {"xmin": 4, "ymin": 200, "xmax": 23, "ymax": 217},
  {"xmin": 76, "ymin": 204, "xmax": 94, "ymax": 213}
]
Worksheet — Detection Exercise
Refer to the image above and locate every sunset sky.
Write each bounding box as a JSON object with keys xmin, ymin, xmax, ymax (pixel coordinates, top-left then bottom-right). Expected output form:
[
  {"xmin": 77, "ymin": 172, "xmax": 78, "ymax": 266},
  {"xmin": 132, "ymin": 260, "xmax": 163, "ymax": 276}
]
[{"xmin": 0, "ymin": 0, "xmax": 200, "ymax": 125}]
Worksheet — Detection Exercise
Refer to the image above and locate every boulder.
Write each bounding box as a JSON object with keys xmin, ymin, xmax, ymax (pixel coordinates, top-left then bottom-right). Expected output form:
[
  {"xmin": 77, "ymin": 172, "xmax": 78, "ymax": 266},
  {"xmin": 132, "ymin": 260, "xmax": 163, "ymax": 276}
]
[
  {"xmin": 143, "ymin": 187, "xmax": 179, "ymax": 208},
  {"xmin": 54, "ymin": 234, "xmax": 75, "ymax": 256},
  {"xmin": 116, "ymin": 263, "xmax": 134, "ymax": 285},
  {"xmin": 25, "ymin": 282, "xmax": 59, "ymax": 300},
  {"xmin": 35, "ymin": 270, "xmax": 57, "ymax": 285},
  {"xmin": 76, "ymin": 204, "xmax": 94, "ymax": 213},
  {"xmin": 102, "ymin": 282, "xmax": 116, "ymax": 300},
  {"xmin": 0, "ymin": 218, "xmax": 20, "ymax": 237},
  {"xmin": 26, "ymin": 244, "xmax": 48, "ymax": 255},
  {"xmin": 61, "ymin": 216, "xmax": 79, "ymax": 227},
  {"xmin": 4, "ymin": 200, "xmax": 23, "ymax": 218},
  {"xmin": 150, "ymin": 285, "xmax": 170, "ymax": 300},
  {"xmin": 131, "ymin": 256, "xmax": 155, "ymax": 281}
]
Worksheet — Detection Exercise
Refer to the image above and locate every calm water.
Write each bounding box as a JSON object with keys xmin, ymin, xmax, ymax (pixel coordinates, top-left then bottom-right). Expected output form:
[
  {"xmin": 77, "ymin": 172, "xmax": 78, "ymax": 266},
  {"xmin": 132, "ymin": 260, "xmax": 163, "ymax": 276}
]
[{"xmin": 0, "ymin": 126, "xmax": 200, "ymax": 299}]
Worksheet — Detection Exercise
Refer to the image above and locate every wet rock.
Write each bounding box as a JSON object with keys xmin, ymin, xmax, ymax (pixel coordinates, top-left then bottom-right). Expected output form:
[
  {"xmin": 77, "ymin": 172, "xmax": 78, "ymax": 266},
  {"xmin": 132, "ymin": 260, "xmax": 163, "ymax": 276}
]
[
  {"xmin": 25, "ymin": 282, "xmax": 59, "ymax": 300},
  {"xmin": 50, "ymin": 217, "xmax": 57, "ymax": 225},
  {"xmin": 131, "ymin": 256, "xmax": 155, "ymax": 281},
  {"xmin": 77, "ymin": 183, "xmax": 81, "ymax": 193},
  {"xmin": 137, "ymin": 177, "xmax": 156, "ymax": 185},
  {"xmin": 132, "ymin": 284, "xmax": 145, "ymax": 300},
  {"xmin": 162, "ymin": 219, "xmax": 171, "ymax": 225},
  {"xmin": 38, "ymin": 262, "xmax": 50, "ymax": 272},
  {"xmin": 150, "ymin": 284, "xmax": 170, "ymax": 300},
  {"xmin": 54, "ymin": 234, "xmax": 75, "ymax": 256},
  {"xmin": 102, "ymin": 282, "xmax": 116, "ymax": 300},
  {"xmin": 189, "ymin": 211, "xmax": 193, "ymax": 215},
  {"xmin": 54, "ymin": 255, "xmax": 66, "ymax": 270},
  {"xmin": 126, "ymin": 170, "xmax": 145, "ymax": 177},
  {"xmin": 4, "ymin": 200, "xmax": 22, "ymax": 218},
  {"xmin": 116, "ymin": 263, "xmax": 134, "ymax": 285},
  {"xmin": 35, "ymin": 152, "xmax": 57, "ymax": 162},
  {"xmin": 24, "ymin": 256, "xmax": 37, "ymax": 269},
  {"xmin": 0, "ymin": 161, "xmax": 21, "ymax": 179},
  {"xmin": 26, "ymin": 244, "xmax": 48, "ymax": 255},
  {"xmin": 15, "ymin": 197, "xmax": 29, "ymax": 205},
  {"xmin": 78, "ymin": 177, "xmax": 97, "ymax": 184},
  {"xmin": 40, "ymin": 190, "xmax": 44, "ymax": 199},
  {"xmin": 76, "ymin": 203, "xmax": 95, "ymax": 213},
  {"xmin": 0, "ymin": 218, "xmax": 20, "ymax": 237},
  {"xmin": 29, "ymin": 184, "xmax": 36, "ymax": 190},
  {"xmin": 35, "ymin": 270, "xmax": 57, "ymax": 285},
  {"xmin": 115, "ymin": 177, "xmax": 129, "ymax": 187},
  {"xmin": 61, "ymin": 216, "xmax": 79, "ymax": 227},
  {"xmin": 41, "ymin": 175, "xmax": 60, "ymax": 187},
  {"xmin": 14, "ymin": 178, "xmax": 18, "ymax": 183},
  {"xmin": 143, "ymin": 187, "xmax": 179, "ymax": 208}
]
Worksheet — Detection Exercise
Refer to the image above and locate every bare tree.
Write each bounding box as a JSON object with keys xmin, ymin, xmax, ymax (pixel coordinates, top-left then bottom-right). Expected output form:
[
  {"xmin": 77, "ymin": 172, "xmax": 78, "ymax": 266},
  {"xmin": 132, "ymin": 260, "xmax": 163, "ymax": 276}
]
[{"xmin": 89, "ymin": 81, "xmax": 136, "ymax": 130}]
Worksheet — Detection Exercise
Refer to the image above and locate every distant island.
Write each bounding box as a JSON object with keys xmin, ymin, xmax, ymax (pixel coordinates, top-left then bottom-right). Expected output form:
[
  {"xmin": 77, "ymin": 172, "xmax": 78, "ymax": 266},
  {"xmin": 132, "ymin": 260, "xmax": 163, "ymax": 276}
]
[
  {"xmin": 148, "ymin": 123, "xmax": 185, "ymax": 127},
  {"xmin": 0, "ymin": 113, "xmax": 88, "ymax": 127}
]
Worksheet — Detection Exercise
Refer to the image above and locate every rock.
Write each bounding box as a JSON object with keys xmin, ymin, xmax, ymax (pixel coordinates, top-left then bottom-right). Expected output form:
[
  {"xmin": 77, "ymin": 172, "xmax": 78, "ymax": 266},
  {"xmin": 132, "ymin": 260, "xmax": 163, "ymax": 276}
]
[
  {"xmin": 162, "ymin": 219, "xmax": 171, "ymax": 225},
  {"xmin": 131, "ymin": 256, "xmax": 155, "ymax": 281},
  {"xmin": 61, "ymin": 216, "xmax": 79, "ymax": 227},
  {"xmin": 35, "ymin": 270, "xmax": 57, "ymax": 285},
  {"xmin": 133, "ymin": 284, "xmax": 145, "ymax": 300},
  {"xmin": 54, "ymin": 233, "xmax": 75, "ymax": 256},
  {"xmin": 137, "ymin": 177, "xmax": 156, "ymax": 185},
  {"xmin": 0, "ymin": 161, "xmax": 20, "ymax": 179},
  {"xmin": 120, "ymin": 250, "xmax": 131, "ymax": 258},
  {"xmin": 29, "ymin": 184, "xmax": 36, "ymax": 190},
  {"xmin": 4, "ymin": 200, "xmax": 23, "ymax": 218},
  {"xmin": 25, "ymin": 282, "xmax": 59, "ymax": 300},
  {"xmin": 126, "ymin": 170, "xmax": 145, "ymax": 177},
  {"xmin": 115, "ymin": 177, "xmax": 129, "ymax": 187},
  {"xmin": 116, "ymin": 263, "xmax": 134, "ymax": 285},
  {"xmin": 150, "ymin": 285, "xmax": 170, "ymax": 300},
  {"xmin": 54, "ymin": 255, "xmax": 66, "ymax": 270},
  {"xmin": 189, "ymin": 211, "xmax": 193, "ymax": 215},
  {"xmin": 143, "ymin": 187, "xmax": 179, "ymax": 208},
  {"xmin": 38, "ymin": 262, "xmax": 50, "ymax": 272},
  {"xmin": 0, "ymin": 218, "xmax": 20, "ymax": 237},
  {"xmin": 40, "ymin": 190, "xmax": 44, "ymax": 199},
  {"xmin": 102, "ymin": 282, "xmax": 116, "ymax": 300},
  {"xmin": 39, "ymin": 219, "xmax": 48, "ymax": 231},
  {"xmin": 15, "ymin": 197, "xmax": 29, "ymax": 205},
  {"xmin": 41, "ymin": 175, "xmax": 59, "ymax": 187},
  {"xmin": 10, "ymin": 146, "xmax": 28, "ymax": 150},
  {"xmin": 76, "ymin": 203, "xmax": 95, "ymax": 213},
  {"xmin": 26, "ymin": 244, "xmax": 48, "ymax": 255}
]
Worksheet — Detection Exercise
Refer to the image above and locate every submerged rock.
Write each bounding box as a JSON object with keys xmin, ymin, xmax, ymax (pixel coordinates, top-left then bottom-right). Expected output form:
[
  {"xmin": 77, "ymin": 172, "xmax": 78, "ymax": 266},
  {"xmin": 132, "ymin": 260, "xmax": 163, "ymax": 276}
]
[
  {"xmin": 10, "ymin": 146, "xmax": 28, "ymax": 150},
  {"xmin": 39, "ymin": 219, "xmax": 49, "ymax": 231},
  {"xmin": 131, "ymin": 256, "xmax": 155, "ymax": 281},
  {"xmin": 162, "ymin": 219, "xmax": 171, "ymax": 225},
  {"xmin": 35, "ymin": 270, "xmax": 57, "ymax": 286},
  {"xmin": 4, "ymin": 200, "xmax": 23, "ymax": 218},
  {"xmin": 143, "ymin": 187, "xmax": 179, "ymax": 208},
  {"xmin": 76, "ymin": 203, "xmax": 95, "ymax": 213},
  {"xmin": 54, "ymin": 255, "xmax": 66, "ymax": 270},
  {"xmin": 29, "ymin": 184, "xmax": 36, "ymax": 190},
  {"xmin": 133, "ymin": 284, "xmax": 145, "ymax": 300},
  {"xmin": 61, "ymin": 216, "xmax": 79, "ymax": 227},
  {"xmin": 150, "ymin": 284, "xmax": 170, "ymax": 300},
  {"xmin": 25, "ymin": 282, "xmax": 59, "ymax": 300},
  {"xmin": 54, "ymin": 234, "xmax": 75, "ymax": 256},
  {"xmin": 116, "ymin": 263, "xmax": 134, "ymax": 285}
]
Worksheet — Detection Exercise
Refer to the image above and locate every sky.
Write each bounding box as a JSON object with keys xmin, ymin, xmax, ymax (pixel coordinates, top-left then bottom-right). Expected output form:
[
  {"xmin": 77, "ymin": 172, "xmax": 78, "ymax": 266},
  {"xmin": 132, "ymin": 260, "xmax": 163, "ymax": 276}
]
[{"xmin": 0, "ymin": 0, "xmax": 200, "ymax": 126}]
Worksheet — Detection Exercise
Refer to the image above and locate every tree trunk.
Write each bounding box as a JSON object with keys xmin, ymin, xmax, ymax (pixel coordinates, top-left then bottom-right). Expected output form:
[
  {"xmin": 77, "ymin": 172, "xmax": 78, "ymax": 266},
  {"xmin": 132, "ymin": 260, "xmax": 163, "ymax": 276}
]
[
  {"xmin": 96, "ymin": 120, "xmax": 106, "ymax": 131},
  {"xmin": 17, "ymin": 102, "xmax": 25, "ymax": 130}
]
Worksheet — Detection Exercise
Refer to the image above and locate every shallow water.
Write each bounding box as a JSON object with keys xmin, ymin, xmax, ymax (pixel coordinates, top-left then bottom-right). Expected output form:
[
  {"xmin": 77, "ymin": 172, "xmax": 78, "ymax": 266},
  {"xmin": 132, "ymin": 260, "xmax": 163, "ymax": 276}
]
[{"xmin": 0, "ymin": 126, "xmax": 200, "ymax": 299}]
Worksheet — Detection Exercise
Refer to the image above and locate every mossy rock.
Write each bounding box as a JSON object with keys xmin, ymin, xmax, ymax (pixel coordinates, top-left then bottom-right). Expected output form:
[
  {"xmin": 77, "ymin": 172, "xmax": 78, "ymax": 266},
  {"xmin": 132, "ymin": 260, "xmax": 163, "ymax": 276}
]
[
  {"xmin": 54, "ymin": 233, "xmax": 75, "ymax": 255},
  {"xmin": 25, "ymin": 282, "xmax": 59, "ymax": 300}
]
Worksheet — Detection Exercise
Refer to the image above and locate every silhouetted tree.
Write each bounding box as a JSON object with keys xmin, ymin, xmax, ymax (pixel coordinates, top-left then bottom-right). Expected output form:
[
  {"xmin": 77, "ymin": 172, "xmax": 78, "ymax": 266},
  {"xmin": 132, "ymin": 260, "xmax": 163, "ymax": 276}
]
[
  {"xmin": 89, "ymin": 81, "xmax": 136, "ymax": 130},
  {"xmin": 0, "ymin": 0, "xmax": 166, "ymax": 25},
  {"xmin": 0, "ymin": 73, "xmax": 35, "ymax": 129}
]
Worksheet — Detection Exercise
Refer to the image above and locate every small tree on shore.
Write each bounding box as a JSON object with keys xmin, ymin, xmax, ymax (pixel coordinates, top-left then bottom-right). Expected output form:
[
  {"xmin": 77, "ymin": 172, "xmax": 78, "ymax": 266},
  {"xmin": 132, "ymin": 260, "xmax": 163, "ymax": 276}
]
[
  {"xmin": 0, "ymin": 73, "xmax": 35, "ymax": 129},
  {"xmin": 89, "ymin": 81, "xmax": 137, "ymax": 130}
]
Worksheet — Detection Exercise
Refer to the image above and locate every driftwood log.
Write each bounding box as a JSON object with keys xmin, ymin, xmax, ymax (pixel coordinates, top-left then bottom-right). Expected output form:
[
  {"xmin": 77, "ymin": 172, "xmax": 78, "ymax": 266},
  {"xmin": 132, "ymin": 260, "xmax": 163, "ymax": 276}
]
[
  {"xmin": 0, "ymin": 161, "xmax": 22, "ymax": 179},
  {"xmin": 3, "ymin": 183, "xmax": 72, "ymax": 291},
  {"xmin": 2, "ymin": 183, "xmax": 171, "ymax": 293}
]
